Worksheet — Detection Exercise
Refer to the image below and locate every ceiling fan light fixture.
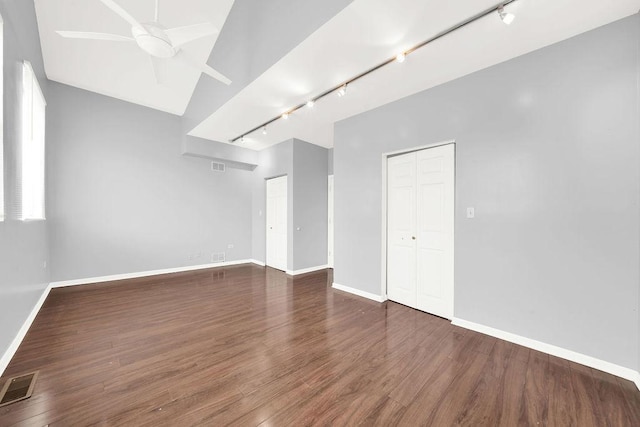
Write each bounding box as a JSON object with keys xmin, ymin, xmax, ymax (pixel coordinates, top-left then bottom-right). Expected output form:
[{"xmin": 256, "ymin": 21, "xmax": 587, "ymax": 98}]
[{"xmin": 132, "ymin": 24, "xmax": 177, "ymax": 58}]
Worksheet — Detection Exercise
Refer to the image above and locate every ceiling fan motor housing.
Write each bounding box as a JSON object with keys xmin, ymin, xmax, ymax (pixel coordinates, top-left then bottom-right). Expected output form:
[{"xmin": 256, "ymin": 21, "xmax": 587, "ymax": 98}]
[{"xmin": 132, "ymin": 23, "xmax": 177, "ymax": 58}]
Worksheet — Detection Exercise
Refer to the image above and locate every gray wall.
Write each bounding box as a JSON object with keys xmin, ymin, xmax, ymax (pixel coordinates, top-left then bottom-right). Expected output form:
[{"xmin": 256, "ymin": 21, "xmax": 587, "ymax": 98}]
[
  {"xmin": 251, "ymin": 139, "xmax": 328, "ymax": 271},
  {"xmin": 46, "ymin": 82, "xmax": 253, "ymax": 281},
  {"xmin": 333, "ymin": 15, "xmax": 640, "ymax": 370},
  {"xmin": 292, "ymin": 141, "xmax": 328, "ymax": 270},
  {"xmin": 0, "ymin": 0, "xmax": 50, "ymax": 367}
]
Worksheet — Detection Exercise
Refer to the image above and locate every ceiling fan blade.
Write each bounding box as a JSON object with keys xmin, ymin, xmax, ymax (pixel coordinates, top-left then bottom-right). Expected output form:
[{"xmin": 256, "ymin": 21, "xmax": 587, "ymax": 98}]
[
  {"xmin": 56, "ymin": 31, "xmax": 134, "ymax": 42},
  {"xmin": 148, "ymin": 55, "xmax": 167, "ymax": 85},
  {"xmin": 98, "ymin": 0, "xmax": 145, "ymax": 31},
  {"xmin": 165, "ymin": 23, "xmax": 218, "ymax": 48},
  {"xmin": 177, "ymin": 51, "xmax": 231, "ymax": 85}
]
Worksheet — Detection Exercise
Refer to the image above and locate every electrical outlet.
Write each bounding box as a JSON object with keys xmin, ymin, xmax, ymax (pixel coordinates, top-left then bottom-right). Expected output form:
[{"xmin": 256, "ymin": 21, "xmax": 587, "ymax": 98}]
[{"xmin": 211, "ymin": 252, "xmax": 226, "ymax": 263}]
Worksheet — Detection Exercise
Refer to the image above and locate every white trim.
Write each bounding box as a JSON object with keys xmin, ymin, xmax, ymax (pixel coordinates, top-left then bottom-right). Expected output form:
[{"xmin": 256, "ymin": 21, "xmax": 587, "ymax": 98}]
[
  {"xmin": 327, "ymin": 174, "xmax": 334, "ymax": 269},
  {"xmin": 250, "ymin": 259, "xmax": 266, "ymax": 267},
  {"xmin": 332, "ymin": 282, "xmax": 386, "ymax": 303},
  {"xmin": 380, "ymin": 155, "xmax": 388, "ymax": 300},
  {"xmin": 452, "ymin": 317, "xmax": 640, "ymax": 390},
  {"xmin": 286, "ymin": 264, "xmax": 329, "ymax": 276},
  {"xmin": 0, "ymin": 284, "xmax": 52, "ymax": 376},
  {"xmin": 50, "ymin": 260, "xmax": 253, "ymax": 288}
]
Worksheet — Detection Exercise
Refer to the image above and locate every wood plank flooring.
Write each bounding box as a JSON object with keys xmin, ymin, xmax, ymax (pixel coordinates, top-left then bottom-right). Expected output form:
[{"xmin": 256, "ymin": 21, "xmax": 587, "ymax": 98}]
[{"xmin": 0, "ymin": 264, "xmax": 639, "ymax": 426}]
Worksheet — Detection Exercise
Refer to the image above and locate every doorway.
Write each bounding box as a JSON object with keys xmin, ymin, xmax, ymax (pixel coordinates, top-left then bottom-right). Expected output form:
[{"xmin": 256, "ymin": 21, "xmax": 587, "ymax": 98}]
[
  {"xmin": 386, "ymin": 143, "xmax": 455, "ymax": 319},
  {"xmin": 266, "ymin": 175, "xmax": 287, "ymax": 271}
]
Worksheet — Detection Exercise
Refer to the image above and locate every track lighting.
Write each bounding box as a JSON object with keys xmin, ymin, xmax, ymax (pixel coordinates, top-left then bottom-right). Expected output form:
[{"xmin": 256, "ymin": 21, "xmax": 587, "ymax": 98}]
[
  {"xmin": 262, "ymin": 126, "xmax": 267, "ymax": 135},
  {"xmin": 498, "ymin": 5, "xmax": 515, "ymax": 25},
  {"xmin": 230, "ymin": 0, "xmax": 520, "ymax": 143}
]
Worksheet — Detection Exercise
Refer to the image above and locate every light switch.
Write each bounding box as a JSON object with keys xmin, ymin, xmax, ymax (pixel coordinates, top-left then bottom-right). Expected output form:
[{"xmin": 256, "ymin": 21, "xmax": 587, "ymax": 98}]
[{"xmin": 466, "ymin": 207, "xmax": 475, "ymax": 219}]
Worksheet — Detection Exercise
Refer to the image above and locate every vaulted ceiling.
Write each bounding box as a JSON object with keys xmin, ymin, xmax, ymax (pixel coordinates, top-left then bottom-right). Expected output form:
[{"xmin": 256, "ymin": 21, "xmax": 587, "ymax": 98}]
[
  {"xmin": 35, "ymin": 0, "xmax": 640, "ymax": 149},
  {"xmin": 35, "ymin": 0, "xmax": 235, "ymax": 115}
]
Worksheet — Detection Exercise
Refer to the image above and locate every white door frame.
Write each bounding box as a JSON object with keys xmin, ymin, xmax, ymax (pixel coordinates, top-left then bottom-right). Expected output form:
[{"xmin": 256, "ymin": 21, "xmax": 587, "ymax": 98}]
[{"xmin": 380, "ymin": 140, "xmax": 456, "ymax": 306}]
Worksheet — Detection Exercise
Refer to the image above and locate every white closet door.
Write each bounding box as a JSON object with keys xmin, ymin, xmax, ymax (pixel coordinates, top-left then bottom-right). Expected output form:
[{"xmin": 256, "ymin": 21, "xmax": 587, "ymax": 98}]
[
  {"xmin": 416, "ymin": 145, "xmax": 454, "ymax": 319},
  {"xmin": 266, "ymin": 176, "xmax": 288, "ymax": 271},
  {"xmin": 328, "ymin": 175, "xmax": 334, "ymax": 268},
  {"xmin": 386, "ymin": 144, "xmax": 454, "ymax": 319},
  {"xmin": 386, "ymin": 152, "xmax": 417, "ymax": 308}
]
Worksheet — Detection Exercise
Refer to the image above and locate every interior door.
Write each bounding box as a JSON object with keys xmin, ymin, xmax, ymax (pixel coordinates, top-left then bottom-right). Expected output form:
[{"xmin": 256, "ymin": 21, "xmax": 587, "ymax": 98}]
[
  {"xmin": 328, "ymin": 175, "xmax": 334, "ymax": 268},
  {"xmin": 386, "ymin": 144, "xmax": 454, "ymax": 319},
  {"xmin": 266, "ymin": 176, "xmax": 287, "ymax": 271},
  {"xmin": 416, "ymin": 145, "xmax": 454, "ymax": 318},
  {"xmin": 386, "ymin": 153, "xmax": 417, "ymax": 308}
]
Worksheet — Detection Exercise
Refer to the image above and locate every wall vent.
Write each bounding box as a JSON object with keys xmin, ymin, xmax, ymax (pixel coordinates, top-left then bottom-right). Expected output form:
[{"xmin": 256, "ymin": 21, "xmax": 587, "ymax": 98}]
[
  {"xmin": 211, "ymin": 252, "xmax": 226, "ymax": 263},
  {"xmin": 211, "ymin": 161, "xmax": 226, "ymax": 172}
]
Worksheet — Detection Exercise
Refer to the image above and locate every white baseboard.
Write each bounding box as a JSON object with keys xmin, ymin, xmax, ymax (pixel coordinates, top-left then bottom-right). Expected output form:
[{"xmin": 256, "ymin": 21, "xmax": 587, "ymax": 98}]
[
  {"xmin": 250, "ymin": 259, "xmax": 266, "ymax": 267},
  {"xmin": 50, "ymin": 259, "xmax": 253, "ymax": 288},
  {"xmin": 452, "ymin": 317, "xmax": 640, "ymax": 390},
  {"xmin": 286, "ymin": 264, "xmax": 329, "ymax": 276},
  {"xmin": 332, "ymin": 282, "xmax": 386, "ymax": 303},
  {"xmin": 0, "ymin": 284, "xmax": 52, "ymax": 377}
]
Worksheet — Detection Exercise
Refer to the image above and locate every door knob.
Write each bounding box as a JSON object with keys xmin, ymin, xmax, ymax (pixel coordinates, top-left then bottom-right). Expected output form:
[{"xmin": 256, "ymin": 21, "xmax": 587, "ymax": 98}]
[{"xmin": 412, "ymin": 236, "xmax": 416, "ymax": 240}]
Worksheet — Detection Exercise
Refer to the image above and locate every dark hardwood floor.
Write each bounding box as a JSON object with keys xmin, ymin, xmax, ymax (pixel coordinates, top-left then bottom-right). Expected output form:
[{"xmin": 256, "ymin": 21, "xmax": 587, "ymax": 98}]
[{"xmin": 1, "ymin": 264, "xmax": 639, "ymax": 426}]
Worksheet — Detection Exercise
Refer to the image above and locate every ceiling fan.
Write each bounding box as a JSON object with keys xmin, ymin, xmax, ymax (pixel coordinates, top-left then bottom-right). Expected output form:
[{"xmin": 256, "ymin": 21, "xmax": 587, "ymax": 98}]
[{"xmin": 56, "ymin": 0, "xmax": 231, "ymax": 85}]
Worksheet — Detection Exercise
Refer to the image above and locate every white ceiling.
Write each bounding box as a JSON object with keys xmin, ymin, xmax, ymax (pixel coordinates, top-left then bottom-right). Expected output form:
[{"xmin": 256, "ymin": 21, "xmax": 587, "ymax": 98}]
[
  {"xmin": 34, "ymin": 0, "xmax": 235, "ymax": 116},
  {"xmin": 33, "ymin": 0, "xmax": 640, "ymax": 146},
  {"xmin": 188, "ymin": 0, "xmax": 640, "ymax": 150}
]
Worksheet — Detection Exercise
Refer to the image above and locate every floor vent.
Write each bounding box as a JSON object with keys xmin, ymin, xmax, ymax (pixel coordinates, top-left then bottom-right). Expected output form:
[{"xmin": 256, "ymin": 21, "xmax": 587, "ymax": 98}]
[{"xmin": 0, "ymin": 371, "xmax": 39, "ymax": 407}]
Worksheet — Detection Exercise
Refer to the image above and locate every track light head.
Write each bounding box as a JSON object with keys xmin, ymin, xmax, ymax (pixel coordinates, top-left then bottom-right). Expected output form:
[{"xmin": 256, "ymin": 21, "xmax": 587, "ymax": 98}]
[
  {"xmin": 337, "ymin": 84, "xmax": 347, "ymax": 98},
  {"xmin": 396, "ymin": 52, "xmax": 406, "ymax": 63},
  {"xmin": 307, "ymin": 100, "xmax": 315, "ymax": 108},
  {"xmin": 498, "ymin": 5, "xmax": 515, "ymax": 25},
  {"xmin": 282, "ymin": 112, "xmax": 289, "ymax": 120},
  {"xmin": 262, "ymin": 126, "xmax": 267, "ymax": 135}
]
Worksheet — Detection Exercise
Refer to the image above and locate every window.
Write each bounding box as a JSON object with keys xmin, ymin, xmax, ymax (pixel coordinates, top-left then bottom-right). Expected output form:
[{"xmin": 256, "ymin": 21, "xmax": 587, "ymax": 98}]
[{"xmin": 21, "ymin": 61, "xmax": 46, "ymax": 220}]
